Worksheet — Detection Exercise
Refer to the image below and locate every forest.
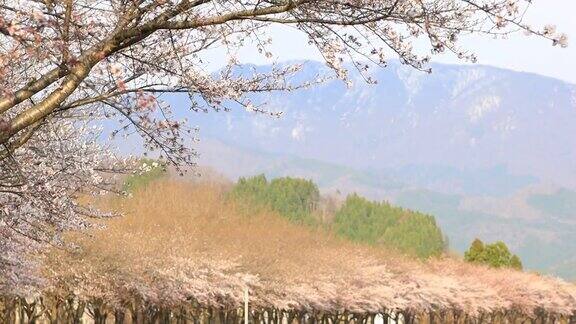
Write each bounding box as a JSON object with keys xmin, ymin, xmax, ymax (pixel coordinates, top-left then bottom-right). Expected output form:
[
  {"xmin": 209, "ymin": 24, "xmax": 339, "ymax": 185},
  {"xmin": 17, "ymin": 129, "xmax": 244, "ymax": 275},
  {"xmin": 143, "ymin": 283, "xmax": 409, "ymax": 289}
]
[{"xmin": 231, "ymin": 175, "xmax": 446, "ymax": 259}]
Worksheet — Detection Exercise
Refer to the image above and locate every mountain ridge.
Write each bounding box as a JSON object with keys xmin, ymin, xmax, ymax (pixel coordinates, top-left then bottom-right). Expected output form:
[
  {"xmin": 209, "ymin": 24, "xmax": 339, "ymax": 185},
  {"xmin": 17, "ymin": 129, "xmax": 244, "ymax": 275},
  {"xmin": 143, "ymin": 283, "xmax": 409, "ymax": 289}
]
[{"xmin": 174, "ymin": 59, "xmax": 576, "ymax": 188}]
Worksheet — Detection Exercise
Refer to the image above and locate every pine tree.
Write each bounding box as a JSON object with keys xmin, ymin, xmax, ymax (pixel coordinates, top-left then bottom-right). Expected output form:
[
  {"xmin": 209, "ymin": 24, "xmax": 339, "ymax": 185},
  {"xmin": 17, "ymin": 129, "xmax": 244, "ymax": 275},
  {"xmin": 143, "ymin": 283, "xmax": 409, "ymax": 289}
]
[{"xmin": 333, "ymin": 194, "xmax": 446, "ymax": 258}]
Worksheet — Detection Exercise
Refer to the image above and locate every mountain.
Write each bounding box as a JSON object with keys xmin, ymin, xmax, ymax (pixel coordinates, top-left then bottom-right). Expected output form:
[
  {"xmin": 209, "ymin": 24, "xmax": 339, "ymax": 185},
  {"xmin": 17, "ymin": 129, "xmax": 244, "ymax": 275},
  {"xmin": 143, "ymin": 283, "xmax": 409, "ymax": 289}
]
[
  {"xmin": 170, "ymin": 60, "xmax": 576, "ymax": 192},
  {"xmin": 159, "ymin": 60, "xmax": 576, "ymax": 279}
]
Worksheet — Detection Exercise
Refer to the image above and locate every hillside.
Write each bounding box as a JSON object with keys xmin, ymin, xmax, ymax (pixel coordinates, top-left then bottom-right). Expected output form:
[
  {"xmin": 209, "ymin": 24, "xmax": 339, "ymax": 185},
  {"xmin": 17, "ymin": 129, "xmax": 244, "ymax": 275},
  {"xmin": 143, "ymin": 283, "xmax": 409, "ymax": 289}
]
[
  {"xmin": 190, "ymin": 137, "xmax": 576, "ymax": 279},
  {"xmin": 229, "ymin": 174, "xmax": 446, "ymax": 258},
  {"xmin": 162, "ymin": 60, "xmax": 576, "ymax": 280},
  {"xmin": 42, "ymin": 180, "xmax": 576, "ymax": 323}
]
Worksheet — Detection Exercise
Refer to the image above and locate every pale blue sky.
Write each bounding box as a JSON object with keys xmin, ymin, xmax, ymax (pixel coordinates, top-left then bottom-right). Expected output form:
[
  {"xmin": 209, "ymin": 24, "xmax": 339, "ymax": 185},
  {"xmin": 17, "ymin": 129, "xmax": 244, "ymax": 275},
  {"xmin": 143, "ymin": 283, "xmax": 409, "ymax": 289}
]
[{"xmin": 206, "ymin": 0, "xmax": 576, "ymax": 84}]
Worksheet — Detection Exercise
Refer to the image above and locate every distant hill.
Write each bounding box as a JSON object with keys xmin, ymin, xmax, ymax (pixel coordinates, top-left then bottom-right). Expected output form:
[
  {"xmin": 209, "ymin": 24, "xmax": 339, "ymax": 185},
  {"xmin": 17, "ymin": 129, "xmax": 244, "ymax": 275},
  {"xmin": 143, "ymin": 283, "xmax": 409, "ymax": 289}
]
[
  {"xmin": 192, "ymin": 138, "xmax": 576, "ymax": 279},
  {"xmin": 156, "ymin": 60, "xmax": 576, "ymax": 279}
]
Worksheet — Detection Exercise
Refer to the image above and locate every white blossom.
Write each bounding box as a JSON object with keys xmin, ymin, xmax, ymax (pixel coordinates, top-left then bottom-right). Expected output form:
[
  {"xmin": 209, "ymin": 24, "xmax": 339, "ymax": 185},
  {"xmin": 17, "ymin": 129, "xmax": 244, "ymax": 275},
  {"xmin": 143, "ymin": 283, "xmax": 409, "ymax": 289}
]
[{"xmin": 0, "ymin": 120, "xmax": 126, "ymax": 293}]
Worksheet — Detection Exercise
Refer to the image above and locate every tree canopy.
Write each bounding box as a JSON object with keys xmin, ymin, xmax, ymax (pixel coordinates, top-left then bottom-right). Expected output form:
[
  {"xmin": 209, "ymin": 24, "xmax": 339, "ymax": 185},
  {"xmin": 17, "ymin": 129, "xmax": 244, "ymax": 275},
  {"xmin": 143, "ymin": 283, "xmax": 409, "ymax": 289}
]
[
  {"xmin": 464, "ymin": 238, "xmax": 523, "ymax": 270},
  {"xmin": 333, "ymin": 194, "xmax": 446, "ymax": 258},
  {"xmin": 230, "ymin": 175, "xmax": 320, "ymax": 225}
]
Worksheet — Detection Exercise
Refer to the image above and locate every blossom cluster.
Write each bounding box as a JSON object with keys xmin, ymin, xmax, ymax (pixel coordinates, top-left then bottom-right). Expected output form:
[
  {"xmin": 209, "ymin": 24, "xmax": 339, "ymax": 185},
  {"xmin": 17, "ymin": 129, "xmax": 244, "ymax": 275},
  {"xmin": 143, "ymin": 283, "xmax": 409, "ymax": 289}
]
[{"xmin": 0, "ymin": 120, "xmax": 126, "ymax": 293}]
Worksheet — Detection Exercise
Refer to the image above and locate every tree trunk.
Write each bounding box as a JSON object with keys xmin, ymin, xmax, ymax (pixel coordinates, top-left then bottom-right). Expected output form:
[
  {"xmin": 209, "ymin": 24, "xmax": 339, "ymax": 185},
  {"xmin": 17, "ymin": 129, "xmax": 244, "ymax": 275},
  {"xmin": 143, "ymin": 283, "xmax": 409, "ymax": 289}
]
[
  {"xmin": 74, "ymin": 301, "xmax": 85, "ymax": 324},
  {"xmin": 115, "ymin": 309, "xmax": 126, "ymax": 324}
]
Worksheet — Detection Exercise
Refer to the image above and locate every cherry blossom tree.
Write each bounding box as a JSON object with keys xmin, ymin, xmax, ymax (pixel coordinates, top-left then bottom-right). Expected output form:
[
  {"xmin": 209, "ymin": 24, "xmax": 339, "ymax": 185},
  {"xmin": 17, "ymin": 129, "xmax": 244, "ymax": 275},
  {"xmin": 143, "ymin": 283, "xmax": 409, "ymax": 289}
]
[
  {"xmin": 0, "ymin": 0, "xmax": 568, "ymax": 290},
  {"xmin": 0, "ymin": 118, "xmax": 127, "ymax": 293}
]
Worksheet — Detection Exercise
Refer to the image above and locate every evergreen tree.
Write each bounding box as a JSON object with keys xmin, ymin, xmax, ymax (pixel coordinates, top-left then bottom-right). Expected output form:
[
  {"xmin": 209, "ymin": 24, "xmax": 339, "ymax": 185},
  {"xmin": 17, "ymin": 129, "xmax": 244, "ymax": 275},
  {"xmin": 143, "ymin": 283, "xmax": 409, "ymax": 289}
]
[
  {"xmin": 464, "ymin": 239, "xmax": 523, "ymax": 270},
  {"xmin": 510, "ymin": 255, "xmax": 523, "ymax": 270},
  {"xmin": 333, "ymin": 194, "xmax": 446, "ymax": 258},
  {"xmin": 230, "ymin": 175, "xmax": 320, "ymax": 225},
  {"xmin": 231, "ymin": 176, "xmax": 447, "ymax": 258}
]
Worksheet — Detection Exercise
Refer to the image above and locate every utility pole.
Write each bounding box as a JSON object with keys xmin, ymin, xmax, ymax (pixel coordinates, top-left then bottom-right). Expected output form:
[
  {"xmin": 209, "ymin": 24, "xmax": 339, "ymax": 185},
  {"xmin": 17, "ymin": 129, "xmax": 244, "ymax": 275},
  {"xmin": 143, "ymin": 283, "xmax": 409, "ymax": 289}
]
[{"xmin": 244, "ymin": 287, "xmax": 249, "ymax": 324}]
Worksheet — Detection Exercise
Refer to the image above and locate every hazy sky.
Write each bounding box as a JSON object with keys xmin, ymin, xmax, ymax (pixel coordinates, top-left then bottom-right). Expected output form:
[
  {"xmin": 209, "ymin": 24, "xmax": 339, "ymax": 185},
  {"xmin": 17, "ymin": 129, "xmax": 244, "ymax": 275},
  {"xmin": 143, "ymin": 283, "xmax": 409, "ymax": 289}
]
[{"xmin": 207, "ymin": 0, "xmax": 576, "ymax": 84}]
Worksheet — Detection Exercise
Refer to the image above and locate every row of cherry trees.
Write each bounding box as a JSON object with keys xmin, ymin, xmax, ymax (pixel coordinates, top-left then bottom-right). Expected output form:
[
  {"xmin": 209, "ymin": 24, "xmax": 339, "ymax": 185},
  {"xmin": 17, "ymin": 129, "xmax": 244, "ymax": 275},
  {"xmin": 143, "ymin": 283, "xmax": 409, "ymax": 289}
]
[{"xmin": 1, "ymin": 296, "xmax": 575, "ymax": 324}]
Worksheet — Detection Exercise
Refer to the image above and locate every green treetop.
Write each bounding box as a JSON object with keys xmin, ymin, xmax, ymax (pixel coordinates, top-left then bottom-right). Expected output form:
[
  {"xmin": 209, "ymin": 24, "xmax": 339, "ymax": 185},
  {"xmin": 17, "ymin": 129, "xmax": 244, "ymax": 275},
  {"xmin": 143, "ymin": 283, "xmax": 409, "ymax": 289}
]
[
  {"xmin": 231, "ymin": 176, "xmax": 447, "ymax": 259},
  {"xmin": 230, "ymin": 175, "xmax": 320, "ymax": 225},
  {"xmin": 332, "ymin": 194, "xmax": 446, "ymax": 259},
  {"xmin": 464, "ymin": 239, "xmax": 523, "ymax": 270}
]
